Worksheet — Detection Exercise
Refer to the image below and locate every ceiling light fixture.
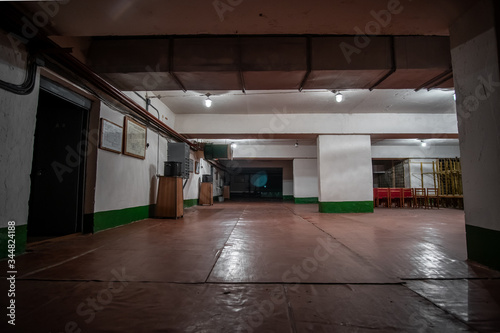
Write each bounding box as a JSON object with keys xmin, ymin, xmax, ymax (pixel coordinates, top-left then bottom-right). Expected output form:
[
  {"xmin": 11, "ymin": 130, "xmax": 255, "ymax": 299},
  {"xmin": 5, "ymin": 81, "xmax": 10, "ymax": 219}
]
[
  {"xmin": 421, "ymin": 140, "xmax": 427, "ymax": 147},
  {"xmin": 231, "ymin": 143, "xmax": 237, "ymax": 148},
  {"xmin": 295, "ymin": 140, "xmax": 299, "ymax": 148},
  {"xmin": 336, "ymin": 92, "xmax": 343, "ymax": 103},
  {"xmin": 204, "ymin": 93, "xmax": 212, "ymax": 108}
]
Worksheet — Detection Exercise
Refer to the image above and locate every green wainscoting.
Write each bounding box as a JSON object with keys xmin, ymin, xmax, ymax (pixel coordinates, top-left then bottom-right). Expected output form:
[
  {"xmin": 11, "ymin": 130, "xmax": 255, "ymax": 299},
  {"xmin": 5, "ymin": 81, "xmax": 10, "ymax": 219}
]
[
  {"xmin": 0, "ymin": 224, "xmax": 27, "ymax": 259},
  {"xmin": 319, "ymin": 201, "xmax": 374, "ymax": 213}
]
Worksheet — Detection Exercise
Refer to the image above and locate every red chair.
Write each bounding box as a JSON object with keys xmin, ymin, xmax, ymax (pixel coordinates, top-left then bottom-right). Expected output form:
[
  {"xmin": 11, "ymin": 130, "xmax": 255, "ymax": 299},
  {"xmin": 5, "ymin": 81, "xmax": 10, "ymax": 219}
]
[
  {"xmin": 402, "ymin": 188, "xmax": 413, "ymax": 208},
  {"xmin": 390, "ymin": 188, "xmax": 403, "ymax": 208},
  {"xmin": 375, "ymin": 188, "xmax": 390, "ymax": 208}
]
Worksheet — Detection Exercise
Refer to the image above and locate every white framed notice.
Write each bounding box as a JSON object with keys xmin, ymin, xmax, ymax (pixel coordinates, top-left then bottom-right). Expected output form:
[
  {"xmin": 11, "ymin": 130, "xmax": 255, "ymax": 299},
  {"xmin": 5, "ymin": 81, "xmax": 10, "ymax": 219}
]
[
  {"xmin": 99, "ymin": 118, "xmax": 123, "ymax": 154},
  {"xmin": 123, "ymin": 116, "xmax": 147, "ymax": 159}
]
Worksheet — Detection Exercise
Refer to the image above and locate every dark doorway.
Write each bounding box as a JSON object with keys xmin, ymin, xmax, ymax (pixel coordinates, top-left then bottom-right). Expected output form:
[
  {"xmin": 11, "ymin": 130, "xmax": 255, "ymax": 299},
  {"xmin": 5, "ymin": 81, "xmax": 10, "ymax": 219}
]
[
  {"xmin": 27, "ymin": 89, "xmax": 89, "ymax": 238},
  {"xmin": 230, "ymin": 168, "xmax": 283, "ymax": 200}
]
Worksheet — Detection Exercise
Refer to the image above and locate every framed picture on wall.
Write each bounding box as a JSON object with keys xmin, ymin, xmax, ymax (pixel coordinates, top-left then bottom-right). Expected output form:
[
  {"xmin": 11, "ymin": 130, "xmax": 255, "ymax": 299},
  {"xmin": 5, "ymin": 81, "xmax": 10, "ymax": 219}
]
[
  {"xmin": 195, "ymin": 161, "xmax": 200, "ymax": 174},
  {"xmin": 99, "ymin": 118, "xmax": 123, "ymax": 154},
  {"xmin": 123, "ymin": 116, "xmax": 147, "ymax": 159}
]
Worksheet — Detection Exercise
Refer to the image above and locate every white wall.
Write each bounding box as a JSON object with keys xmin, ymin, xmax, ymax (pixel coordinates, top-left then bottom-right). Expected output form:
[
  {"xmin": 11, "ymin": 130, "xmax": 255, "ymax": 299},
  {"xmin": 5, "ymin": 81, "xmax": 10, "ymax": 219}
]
[
  {"xmin": 94, "ymin": 103, "xmax": 168, "ymax": 212},
  {"xmin": 176, "ymin": 113, "xmax": 459, "ymax": 136},
  {"xmin": 0, "ymin": 31, "xmax": 40, "ymax": 229},
  {"xmin": 183, "ymin": 156, "xmax": 212, "ymax": 201},
  {"xmin": 293, "ymin": 159, "xmax": 318, "ymax": 198},
  {"xmin": 283, "ymin": 180, "xmax": 294, "ymax": 196},
  {"xmin": 317, "ymin": 135, "xmax": 373, "ymax": 202}
]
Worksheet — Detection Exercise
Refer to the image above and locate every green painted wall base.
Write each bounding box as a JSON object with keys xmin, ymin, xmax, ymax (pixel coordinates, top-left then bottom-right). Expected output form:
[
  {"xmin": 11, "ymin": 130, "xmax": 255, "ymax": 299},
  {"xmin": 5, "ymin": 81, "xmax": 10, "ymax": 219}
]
[
  {"xmin": 295, "ymin": 197, "xmax": 319, "ymax": 204},
  {"xmin": 184, "ymin": 199, "xmax": 199, "ymax": 208},
  {"xmin": 466, "ymin": 224, "xmax": 500, "ymax": 271},
  {"xmin": 93, "ymin": 204, "xmax": 153, "ymax": 233},
  {"xmin": 319, "ymin": 201, "xmax": 374, "ymax": 213},
  {"xmin": 0, "ymin": 224, "xmax": 27, "ymax": 259},
  {"xmin": 283, "ymin": 195, "xmax": 294, "ymax": 201}
]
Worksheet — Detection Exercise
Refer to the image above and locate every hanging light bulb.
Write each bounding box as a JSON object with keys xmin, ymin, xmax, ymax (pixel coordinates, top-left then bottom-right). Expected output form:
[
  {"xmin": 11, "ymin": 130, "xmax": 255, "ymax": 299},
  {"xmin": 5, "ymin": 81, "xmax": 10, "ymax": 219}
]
[
  {"xmin": 295, "ymin": 140, "xmax": 299, "ymax": 148},
  {"xmin": 231, "ymin": 143, "xmax": 237, "ymax": 148},
  {"xmin": 336, "ymin": 92, "xmax": 343, "ymax": 103},
  {"xmin": 204, "ymin": 93, "xmax": 212, "ymax": 108},
  {"xmin": 421, "ymin": 140, "xmax": 427, "ymax": 147}
]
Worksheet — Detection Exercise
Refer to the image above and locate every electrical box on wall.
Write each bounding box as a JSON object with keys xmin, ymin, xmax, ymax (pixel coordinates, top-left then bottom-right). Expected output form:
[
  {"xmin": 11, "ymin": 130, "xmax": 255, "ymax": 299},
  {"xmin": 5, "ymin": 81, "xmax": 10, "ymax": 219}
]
[{"xmin": 167, "ymin": 142, "xmax": 190, "ymax": 179}]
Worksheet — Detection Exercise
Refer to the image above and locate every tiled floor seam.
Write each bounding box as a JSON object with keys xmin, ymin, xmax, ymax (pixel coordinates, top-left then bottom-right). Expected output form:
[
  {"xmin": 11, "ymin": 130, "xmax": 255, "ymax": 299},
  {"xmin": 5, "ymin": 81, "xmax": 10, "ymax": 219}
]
[
  {"xmin": 18, "ymin": 246, "xmax": 105, "ymax": 278},
  {"xmin": 283, "ymin": 285, "xmax": 298, "ymax": 333},
  {"xmin": 283, "ymin": 205, "xmax": 399, "ymax": 282},
  {"xmin": 204, "ymin": 205, "xmax": 248, "ymax": 283}
]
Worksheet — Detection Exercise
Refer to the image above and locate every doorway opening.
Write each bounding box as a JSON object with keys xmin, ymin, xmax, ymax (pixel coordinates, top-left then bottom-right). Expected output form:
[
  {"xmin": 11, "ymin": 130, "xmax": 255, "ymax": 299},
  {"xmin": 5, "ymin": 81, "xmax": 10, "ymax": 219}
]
[
  {"xmin": 27, "ymin": 84, "xmax": 90, "ymax": 242},
  {"xmin": 229, "ymin": 168, "xmax": 283, "ymax": 201}
]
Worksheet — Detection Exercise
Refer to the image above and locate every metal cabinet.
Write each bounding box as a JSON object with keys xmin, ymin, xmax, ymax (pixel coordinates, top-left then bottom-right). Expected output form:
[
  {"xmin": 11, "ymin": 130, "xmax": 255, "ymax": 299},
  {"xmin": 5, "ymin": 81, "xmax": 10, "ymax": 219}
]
[{"xmin": 167, "ymin": 142, "xmax": 190, "ymax": 179}]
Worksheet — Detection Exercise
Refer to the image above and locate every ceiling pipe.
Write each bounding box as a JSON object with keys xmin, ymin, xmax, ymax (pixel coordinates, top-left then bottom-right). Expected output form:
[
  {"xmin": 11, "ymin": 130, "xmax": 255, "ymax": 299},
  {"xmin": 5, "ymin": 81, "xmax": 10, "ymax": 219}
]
[
  {"xmin": 369, "ymin": 36, "xmax": 396, "ymax": 91},
  {"xmin": 45, "ymin": 45, "xmax": 195, "ymax": 149},
  {"xmin": 415, "ymin": 68, "xmax": 453, "ymax": 91},
  {"xmin": 298, "ymin": 36, "xmax": 312, "ymax": 92},
  {"xmin": 58, "ymin": 53, "xmax": 196, "ymax": 148}
]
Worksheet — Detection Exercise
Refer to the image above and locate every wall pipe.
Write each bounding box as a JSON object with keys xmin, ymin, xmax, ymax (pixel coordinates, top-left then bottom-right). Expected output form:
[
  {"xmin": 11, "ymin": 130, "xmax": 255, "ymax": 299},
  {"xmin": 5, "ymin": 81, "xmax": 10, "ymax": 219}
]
[
  {"xmin": 134, "ymin": 91, "xmax": 162, "ymax": 176},
  {"xmin": 47, "ymin": 51, "xmax": 197, "ymax": 149},
  {"xmin": 0, "ymin": 52, "xmax": 38, "ymax": 95}
]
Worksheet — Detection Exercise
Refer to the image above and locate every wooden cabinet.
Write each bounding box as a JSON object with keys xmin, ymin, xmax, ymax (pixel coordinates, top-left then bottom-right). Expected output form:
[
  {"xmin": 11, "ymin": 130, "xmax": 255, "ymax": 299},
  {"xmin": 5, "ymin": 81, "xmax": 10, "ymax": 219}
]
[
  {"xmin": 223, "ymin": 186, "xmax": 230, "ymax": 199},
  {"xmin": 156, "ymin": 177, "xmax": 183, "ymax": 218},
  {"xmin": 199, "ymin": 182, "xmax": 214, "ymax": 205}
]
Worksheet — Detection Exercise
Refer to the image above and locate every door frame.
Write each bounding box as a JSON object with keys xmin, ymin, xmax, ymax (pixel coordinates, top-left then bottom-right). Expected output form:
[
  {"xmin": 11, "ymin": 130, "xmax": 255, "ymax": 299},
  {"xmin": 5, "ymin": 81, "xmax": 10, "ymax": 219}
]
[{"xmin": 37, "ymin": 69, "xmax": 100, "ymax": 234}]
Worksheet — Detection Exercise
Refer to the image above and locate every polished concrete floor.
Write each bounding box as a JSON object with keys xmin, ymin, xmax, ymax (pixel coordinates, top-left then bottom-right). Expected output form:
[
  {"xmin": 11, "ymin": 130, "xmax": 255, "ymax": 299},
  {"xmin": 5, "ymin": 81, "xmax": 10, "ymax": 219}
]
[{"xmin": 2, "ymin": 202, "xmax": 500, "ymax": 332}]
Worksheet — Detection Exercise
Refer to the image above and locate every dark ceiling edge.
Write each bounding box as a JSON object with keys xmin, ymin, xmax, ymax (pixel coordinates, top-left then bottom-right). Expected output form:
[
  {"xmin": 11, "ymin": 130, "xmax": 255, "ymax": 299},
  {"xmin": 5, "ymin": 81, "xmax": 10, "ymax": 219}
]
[{"xmin": 89, "ymin": 34, "xmax": 453, "ymax": 40}]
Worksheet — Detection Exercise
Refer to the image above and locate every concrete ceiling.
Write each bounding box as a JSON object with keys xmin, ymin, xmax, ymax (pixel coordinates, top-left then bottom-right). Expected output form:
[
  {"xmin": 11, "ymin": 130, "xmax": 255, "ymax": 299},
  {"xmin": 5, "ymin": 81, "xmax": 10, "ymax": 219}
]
[
  {"xmin": 16, "ymin": 0, "xmax": 476, "ymax": 36},
  {"xmin": 10, "ymin": 0, "xmax": 466, "ymax": 144}
]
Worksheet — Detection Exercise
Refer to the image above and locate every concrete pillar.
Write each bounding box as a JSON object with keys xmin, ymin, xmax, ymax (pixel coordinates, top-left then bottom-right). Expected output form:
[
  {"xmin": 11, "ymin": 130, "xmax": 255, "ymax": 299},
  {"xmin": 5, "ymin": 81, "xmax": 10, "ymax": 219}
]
[
  {"xmin": 293, "ymin": 159, "xmax": 319, "ymax": 204},
  {"xmin": 317, "ymin": 135, "xmax": 373, "ymax": 213},
  {"xmin": 450, "ymin": 0, "xmax": 500, "ymax": 270}
]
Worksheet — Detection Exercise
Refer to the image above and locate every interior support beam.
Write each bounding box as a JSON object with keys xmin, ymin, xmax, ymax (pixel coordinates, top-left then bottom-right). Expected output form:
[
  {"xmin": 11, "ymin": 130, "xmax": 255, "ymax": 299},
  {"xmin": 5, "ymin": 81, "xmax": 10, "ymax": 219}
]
[
  {"xmin": 298, "ymin": 37, "xmax": 312, "ymax": 92},
  {"xmin": 369, "ymin": 37, "xmax": 396, "ymax": 91}
]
